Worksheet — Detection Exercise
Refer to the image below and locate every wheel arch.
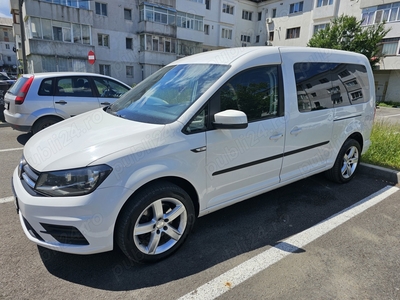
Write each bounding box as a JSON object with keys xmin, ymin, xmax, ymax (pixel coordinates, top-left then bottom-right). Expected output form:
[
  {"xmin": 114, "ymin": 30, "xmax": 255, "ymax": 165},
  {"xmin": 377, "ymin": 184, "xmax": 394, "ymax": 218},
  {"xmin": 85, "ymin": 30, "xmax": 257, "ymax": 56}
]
[
  {"xmin": 31, "ymin": 114, "xmax": 64, "ymax": 130},
  {"xmin": 347, "ymin": 132, "xmax": 364, "ymax": 152},
  {"xmin": 115, "ymin": 176, "xmax": 200, "ymax": 228}
]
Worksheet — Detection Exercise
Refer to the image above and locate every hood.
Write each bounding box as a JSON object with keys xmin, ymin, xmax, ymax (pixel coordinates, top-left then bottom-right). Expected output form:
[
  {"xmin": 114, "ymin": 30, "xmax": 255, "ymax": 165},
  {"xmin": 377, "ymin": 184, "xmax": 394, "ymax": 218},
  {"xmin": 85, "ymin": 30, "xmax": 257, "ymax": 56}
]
[{"xmin": 24, "ymin": 108, "xmax": 166, "ymax": 172}]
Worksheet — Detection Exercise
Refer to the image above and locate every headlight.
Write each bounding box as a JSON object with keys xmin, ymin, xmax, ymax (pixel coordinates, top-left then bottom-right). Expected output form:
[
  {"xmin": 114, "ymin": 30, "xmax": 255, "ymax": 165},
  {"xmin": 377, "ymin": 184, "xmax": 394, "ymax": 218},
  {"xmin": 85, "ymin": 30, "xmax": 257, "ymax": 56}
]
[{"xmin": 35, "ymin": 165, "xmax": 112, "ymax": 197}]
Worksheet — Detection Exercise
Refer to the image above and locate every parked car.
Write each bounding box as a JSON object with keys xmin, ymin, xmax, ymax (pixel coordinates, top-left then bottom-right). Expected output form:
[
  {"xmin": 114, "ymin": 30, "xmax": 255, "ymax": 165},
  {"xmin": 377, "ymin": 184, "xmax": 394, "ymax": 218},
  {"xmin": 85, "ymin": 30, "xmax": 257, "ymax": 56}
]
[
  {"xmin": 4, "ymin": 72, "xmax": 131, "ymax": 133},
  {"xmin": 12, "ymin": 47, "xmax": 375, "ymax": 263},
  {"xmin": 0, "ymin": 72, "xmax": 16, "ymax": 86}
]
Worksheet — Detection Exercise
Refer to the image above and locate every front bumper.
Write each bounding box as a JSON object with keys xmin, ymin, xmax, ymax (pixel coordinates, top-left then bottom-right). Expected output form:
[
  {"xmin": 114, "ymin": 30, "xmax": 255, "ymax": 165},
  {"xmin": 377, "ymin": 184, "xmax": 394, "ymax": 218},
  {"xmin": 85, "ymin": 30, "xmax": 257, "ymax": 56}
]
[{"xmin": 12, "ymin": 167, "xmax": 130, "ymax": 255}]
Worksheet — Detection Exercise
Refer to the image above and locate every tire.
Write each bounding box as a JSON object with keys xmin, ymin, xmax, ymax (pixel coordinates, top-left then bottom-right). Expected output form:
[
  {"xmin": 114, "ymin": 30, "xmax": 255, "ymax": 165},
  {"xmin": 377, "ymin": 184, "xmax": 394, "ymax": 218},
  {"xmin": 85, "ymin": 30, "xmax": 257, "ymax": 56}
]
[
  {"xmin": 32, "ymin": 116, "xmax": 62, "ymax": 134},
  {"xmin": 326, "ymin": 139, "xmax": 361, "ymax": 183},
  {"xmin": 116, "ymin": 181, "xmax": 196, "ymax": 263}
]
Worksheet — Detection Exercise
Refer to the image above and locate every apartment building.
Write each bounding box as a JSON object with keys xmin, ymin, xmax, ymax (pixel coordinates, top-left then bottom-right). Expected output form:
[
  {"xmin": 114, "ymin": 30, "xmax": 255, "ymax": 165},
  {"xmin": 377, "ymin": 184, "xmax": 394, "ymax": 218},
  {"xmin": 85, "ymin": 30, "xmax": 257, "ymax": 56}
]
[
  {"xmin": 0, "ymin": 17, "xmax": 17, "ymax": 75},
  {"xmin": 8, "ymin": 0, "xmax": 400, "ymax": 101}
]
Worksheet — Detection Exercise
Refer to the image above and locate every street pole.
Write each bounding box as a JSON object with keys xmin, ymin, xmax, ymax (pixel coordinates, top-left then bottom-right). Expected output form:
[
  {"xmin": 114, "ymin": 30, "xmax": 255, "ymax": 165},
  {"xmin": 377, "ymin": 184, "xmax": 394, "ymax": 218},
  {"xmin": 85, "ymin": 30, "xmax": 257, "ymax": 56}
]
[{"xmin": 18, "ymin": 0, "xmax": 28, "ymax": 74}]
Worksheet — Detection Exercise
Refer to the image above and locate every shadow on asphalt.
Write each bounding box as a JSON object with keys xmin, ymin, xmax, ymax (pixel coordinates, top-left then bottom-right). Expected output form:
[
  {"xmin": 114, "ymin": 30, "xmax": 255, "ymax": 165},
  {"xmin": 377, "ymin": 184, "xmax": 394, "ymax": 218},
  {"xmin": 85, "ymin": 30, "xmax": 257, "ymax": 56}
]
[
  {"xmin": 37, "ymin": 171, "xmax": 394, "ymax": 291},
  {"xmin": 17, "ymin": 132, "xmax": 33, "ymax": 145}
]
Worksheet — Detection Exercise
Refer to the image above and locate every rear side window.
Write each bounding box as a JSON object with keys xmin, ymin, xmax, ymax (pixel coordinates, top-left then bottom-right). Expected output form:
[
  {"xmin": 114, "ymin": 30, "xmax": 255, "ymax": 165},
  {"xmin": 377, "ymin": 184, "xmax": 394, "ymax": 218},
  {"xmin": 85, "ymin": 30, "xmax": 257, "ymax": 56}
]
[
  {"xmin": 294, "ymin": 63, "xmax": 369, "ymax": 112},
  {"xmin": 38, "ymin": 79, "xmax": 54, "ymax": 96},
  {"xmin": 55, "ymin": 76, "xmax": 94, "ymax": 97},
  {"xmin": 8, "ymin": 76, "xmax": 32, "ymax": 95}
]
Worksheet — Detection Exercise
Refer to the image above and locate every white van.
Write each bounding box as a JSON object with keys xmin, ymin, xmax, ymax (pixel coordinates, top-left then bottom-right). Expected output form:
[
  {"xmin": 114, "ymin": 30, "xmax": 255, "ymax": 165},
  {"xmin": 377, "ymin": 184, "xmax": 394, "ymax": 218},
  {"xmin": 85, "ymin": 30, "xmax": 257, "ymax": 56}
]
[{"xmin": 12, "ymin": 47, "xmax": 375, "ymax": 263}]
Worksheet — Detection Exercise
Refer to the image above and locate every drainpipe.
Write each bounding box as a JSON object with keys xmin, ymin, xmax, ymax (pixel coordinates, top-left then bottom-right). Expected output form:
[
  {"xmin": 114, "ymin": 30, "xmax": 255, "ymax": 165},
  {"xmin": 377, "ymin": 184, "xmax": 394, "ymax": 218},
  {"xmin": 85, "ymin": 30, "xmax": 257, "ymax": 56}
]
[{"xmin": 19, "ymin": 0, "xmax": 28, "ymax": 74}]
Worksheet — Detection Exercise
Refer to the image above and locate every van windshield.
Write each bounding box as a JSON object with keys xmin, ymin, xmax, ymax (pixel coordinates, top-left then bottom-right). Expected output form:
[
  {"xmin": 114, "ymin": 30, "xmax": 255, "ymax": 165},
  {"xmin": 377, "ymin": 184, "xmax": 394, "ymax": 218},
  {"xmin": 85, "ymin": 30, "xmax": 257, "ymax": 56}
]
[{"xmin": 107, "ymin": 64, "xmax": 230, "ymax": 124}]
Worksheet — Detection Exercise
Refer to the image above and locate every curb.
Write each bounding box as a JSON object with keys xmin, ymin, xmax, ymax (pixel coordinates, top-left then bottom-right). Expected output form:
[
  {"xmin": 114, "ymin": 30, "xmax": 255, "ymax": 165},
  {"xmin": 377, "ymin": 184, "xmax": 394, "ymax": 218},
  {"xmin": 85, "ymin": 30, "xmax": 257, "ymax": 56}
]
[
  {"xmin": 0, "ymin": 122, "xmax": 9, "ymax": 128},
  {"xmin": 359, "ymin": 163, "xmax": 400, "ymax": 184}
]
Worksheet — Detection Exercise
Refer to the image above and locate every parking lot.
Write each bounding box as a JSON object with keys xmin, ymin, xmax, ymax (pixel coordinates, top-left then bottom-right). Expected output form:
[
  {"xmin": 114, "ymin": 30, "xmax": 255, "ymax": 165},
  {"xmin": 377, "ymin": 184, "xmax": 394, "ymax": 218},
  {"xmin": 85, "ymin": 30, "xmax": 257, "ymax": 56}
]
[{"xmin": 1, "ymin": 110, "xmax": 400, "ymax": 299}]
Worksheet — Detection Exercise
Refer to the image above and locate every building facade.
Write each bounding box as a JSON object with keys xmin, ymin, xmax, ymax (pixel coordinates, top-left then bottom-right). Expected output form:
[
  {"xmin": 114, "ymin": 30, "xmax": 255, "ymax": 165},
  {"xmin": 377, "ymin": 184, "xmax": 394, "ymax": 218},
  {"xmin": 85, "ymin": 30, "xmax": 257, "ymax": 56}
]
[
  {"xmin": 0, "ymin": 17, "xmax": 17, "ymax": 75},
  {"xmin": 8, "ymin": 0, "xmax": 400, "ymax": 101}
]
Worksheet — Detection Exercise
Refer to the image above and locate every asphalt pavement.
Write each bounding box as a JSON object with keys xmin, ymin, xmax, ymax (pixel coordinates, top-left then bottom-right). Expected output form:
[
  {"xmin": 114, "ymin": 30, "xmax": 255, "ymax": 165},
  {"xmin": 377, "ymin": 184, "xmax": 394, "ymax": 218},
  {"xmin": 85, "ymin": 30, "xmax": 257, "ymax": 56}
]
[{"xmin": 0, "ymin": 105, "xmax": 399, "ymax": 300}]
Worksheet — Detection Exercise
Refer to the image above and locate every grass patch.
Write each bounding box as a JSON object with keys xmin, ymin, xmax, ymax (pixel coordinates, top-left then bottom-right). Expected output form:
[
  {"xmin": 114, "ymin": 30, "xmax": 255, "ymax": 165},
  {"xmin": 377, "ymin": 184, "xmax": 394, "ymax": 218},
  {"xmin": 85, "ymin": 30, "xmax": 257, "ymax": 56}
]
[
  {"xmin": 377, "ymin": 101, "xmax": 400, "ymax": 108},
  {"xmin": 362, "ymin": 121, "xmax": 400, "ymax": 170}
]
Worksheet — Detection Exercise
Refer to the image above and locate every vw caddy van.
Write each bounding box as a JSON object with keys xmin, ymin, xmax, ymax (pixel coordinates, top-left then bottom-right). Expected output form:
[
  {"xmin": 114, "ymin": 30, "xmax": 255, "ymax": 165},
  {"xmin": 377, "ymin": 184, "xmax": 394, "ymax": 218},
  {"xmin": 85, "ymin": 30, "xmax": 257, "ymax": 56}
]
[{"xmin": 12, "ymin": 47, "xmax": 375, "ymax": 263}]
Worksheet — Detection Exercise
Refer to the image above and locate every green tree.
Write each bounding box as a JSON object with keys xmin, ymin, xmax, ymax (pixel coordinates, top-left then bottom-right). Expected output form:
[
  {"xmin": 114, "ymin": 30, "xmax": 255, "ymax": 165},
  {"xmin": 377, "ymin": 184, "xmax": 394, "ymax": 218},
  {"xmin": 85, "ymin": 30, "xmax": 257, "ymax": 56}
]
[{"xmin": 308, "ymin": 14, "xmax": 390, "ymax": 68}]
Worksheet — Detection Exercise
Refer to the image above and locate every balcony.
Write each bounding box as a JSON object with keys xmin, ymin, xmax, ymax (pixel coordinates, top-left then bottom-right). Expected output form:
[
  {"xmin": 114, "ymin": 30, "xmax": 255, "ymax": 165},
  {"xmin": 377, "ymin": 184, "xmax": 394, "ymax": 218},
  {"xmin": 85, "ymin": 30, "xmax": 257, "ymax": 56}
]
[{"xmin": 137, "ymin": 21, "xmax": 177, "ymax": 38}]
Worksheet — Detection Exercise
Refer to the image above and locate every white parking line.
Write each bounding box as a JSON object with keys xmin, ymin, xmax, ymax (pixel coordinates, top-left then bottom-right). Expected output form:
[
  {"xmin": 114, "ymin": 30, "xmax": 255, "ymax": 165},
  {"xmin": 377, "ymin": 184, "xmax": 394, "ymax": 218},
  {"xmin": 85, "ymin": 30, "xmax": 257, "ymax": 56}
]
[
  {"xmin": 383, "ymin": 113, "xmax": 400, "ymax": 118},
  {"xmin": 0, "ymin": 147, "xmax": 23, "ymax": 153},
  {"xmin": 179, "ymin": 185, "xmax": 399, "ymax": 300},
  {"xmin": 0, "ymin": 196, "xmax": 14, "ymax": 204}
]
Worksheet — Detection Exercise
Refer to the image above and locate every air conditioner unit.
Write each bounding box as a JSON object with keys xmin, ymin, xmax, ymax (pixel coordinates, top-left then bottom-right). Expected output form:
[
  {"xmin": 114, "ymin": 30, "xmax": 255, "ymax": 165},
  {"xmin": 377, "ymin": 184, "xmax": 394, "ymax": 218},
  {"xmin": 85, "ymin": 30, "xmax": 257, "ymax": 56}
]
[{"xmin": 266, "ymin": 18, "xmax": 273, "ymax": 24}]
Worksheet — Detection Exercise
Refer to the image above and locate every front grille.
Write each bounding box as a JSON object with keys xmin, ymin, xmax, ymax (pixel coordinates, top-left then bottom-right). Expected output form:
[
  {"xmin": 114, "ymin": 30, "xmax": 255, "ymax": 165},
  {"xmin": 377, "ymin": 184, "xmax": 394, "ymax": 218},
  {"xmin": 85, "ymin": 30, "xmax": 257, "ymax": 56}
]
[{"xmin": 19, "ymin": 161, "xmax": 43, "ymax": 196}]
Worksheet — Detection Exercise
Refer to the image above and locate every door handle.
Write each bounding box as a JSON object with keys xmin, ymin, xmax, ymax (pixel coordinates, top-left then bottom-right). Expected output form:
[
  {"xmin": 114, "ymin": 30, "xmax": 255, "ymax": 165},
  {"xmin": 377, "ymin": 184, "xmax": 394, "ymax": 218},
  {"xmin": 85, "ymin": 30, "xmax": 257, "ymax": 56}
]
[
  {"xmin": 269, "ymin": 133, "xmax": 283, "ymax": 141},
  {"xmin": 101, "ymin": 102, "xmax": 111, "ymax": 106},
  {"xmin": 290, "ymin": 127, "xmax": 302, "ymax": 135},
  {"xmin": 55, "ymin": 100, "xmax": 67, "ymax": 105}
]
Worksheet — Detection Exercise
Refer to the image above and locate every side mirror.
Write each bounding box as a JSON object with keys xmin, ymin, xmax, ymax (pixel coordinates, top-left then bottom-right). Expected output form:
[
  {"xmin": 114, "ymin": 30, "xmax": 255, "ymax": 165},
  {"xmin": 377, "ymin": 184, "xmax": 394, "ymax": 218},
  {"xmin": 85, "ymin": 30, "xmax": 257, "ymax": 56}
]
[{"xmin": 213, "ymin": 109, "xmax": 248, "ymax": 129}]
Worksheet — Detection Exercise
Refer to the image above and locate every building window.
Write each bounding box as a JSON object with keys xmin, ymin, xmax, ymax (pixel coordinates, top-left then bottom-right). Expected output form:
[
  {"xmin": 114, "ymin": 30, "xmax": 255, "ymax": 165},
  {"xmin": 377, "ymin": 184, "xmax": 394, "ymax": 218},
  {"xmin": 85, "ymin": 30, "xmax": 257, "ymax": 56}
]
[
  {"xmin": 124, "ymin": 8, "xmax": 132, "ymax": 20},
  {"xmin": 258, "ymin": 12, "xmax": 262, "ymax": 21},
  {"xmin": 204, "ymin": 24, "xmax": 209, "ymax": 35},
  {"xmin": 241, "ymin": 35, "xmax": 251, "ymax": 42},
  {"xmin": 221, "ymin": 28, "xmax": 232, "ymax": 39},
  {"xmin": 32, "ymin": 0, "xmax": 89, "ymax": 9},
  {"xmin": 256, "ymin": 35, "xmax": 260, "ymax": 43},
  {"xmin": 319, "ymin": 78, "xmax": 329, "ymax": 83},
  {"xmin": 381, "ymin": 38, "xmax": 399, "ymax": 56},
  {"xmin": 290, "ymin": 2, "xmax": 303, "ymax": 14},
  {"xmin": 362, "ymin": 3, "xmax": 400, "ymax": 26},
  {"xmin": 313, "ymin": 23, "xmax": 327, "ymax": 34},
  {"xmin": 286, "ymin": 27, "xmax": 300, "ymax": 39},
  {"xmin": 269, "ymin": 31, "xmax": 274, "ymax": 41},
  {"xmin": 99, "ymin": 64, "xmax": 111, "ymax": 76},
  {"xmin": 126, "ymin": 37, "xmax": 133, "ymax": 49},
  {"xmin": 338, "ymin": 70, "xmax": 350, "ymax": 78},
  {"xmin": 242, "ymin": 10, "xmax": 253, "ymax": 21},
  {"xmin": 5, "ymin": 44, "xmax": 10, "ymax": 49},
  {"xmin": 317, "ymin": 0, "xmax": 333, "ymax": 7},
  {"xmin": 140, "ymin": 34, "xmax": 176, "ymax": 53},
  {"xmin": 95, "ymin": 2, "xmax": 107, "ymax": 16},
  {"xmin": 7, "ymin": 56, "xmax": 11, "ymax": 62},
  {"xmin": 206, "ymin": 0, "xmax": 210, "ymax": 10},
  {"xmin": 140, "ymin": 4, "xmax": 176, "ymax": 25},
  {"xmin": 126, "ymin": 66, "xmax": 133, "ymax": 78},
  {"xmin": 176, "ymin": 12, "xmax": 204, "ymax": 31},
  {"xmin": 345, "ymin": 80, "xmax": 358, "ymax": 87},
  {"xmin": 98, "ymin": 34, "xmax": 109, "ymax": 47},
  {"xmin": 52, "ymin": 21, "xmax": 72, "ymax": 42},
  {"xmin": 29, "ymin": 17, "xmax": 90, "ymax": 44},
  {"xmin": 222, "ymin": 4, "xmax": 234, "ymax": 15},
  {"xmin": 351, "ymin": 91, "xmax": 363, "ymax": 101},
  {"xmin": 272, "ymin": 8, "xmax": 277, "ymax": 18}
]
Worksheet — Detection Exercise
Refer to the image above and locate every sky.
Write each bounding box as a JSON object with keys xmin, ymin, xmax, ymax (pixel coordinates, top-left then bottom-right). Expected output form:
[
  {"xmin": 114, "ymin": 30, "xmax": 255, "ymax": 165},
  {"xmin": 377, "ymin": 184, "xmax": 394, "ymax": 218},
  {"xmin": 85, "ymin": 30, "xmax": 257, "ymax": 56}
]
[{"xmin": 0, "ymin": 1, "xmax": 12, "ymax": 19}]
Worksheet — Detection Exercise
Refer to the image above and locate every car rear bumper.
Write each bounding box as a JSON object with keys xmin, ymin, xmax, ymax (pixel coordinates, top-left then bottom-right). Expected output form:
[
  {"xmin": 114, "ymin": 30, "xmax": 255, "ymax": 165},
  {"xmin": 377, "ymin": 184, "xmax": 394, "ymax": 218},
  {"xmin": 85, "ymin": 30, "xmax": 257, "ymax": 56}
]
[{"xmin": 3, "ymin": 110, "xmax": 32, "ymax": 132}]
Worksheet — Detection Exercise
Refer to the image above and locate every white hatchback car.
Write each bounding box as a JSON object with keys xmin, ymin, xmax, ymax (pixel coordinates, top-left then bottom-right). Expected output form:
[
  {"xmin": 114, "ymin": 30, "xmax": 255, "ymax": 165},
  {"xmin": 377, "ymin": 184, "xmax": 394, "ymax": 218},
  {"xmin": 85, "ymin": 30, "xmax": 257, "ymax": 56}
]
[
  {"xmin": 12, "ymin": 47, "xmax": 375, "ymax": 263},
  {"xmin": 4, "ymin": 72, "xmax": 130, "ymax": 133}
]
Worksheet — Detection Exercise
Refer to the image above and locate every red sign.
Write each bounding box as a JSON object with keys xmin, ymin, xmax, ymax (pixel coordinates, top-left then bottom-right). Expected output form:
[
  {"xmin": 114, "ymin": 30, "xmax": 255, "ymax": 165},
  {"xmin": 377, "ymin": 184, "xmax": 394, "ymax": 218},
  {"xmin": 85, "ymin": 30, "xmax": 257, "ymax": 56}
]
[{"xmin": 88, "ymin": 50, "xmax": 96, "ymax": 65}]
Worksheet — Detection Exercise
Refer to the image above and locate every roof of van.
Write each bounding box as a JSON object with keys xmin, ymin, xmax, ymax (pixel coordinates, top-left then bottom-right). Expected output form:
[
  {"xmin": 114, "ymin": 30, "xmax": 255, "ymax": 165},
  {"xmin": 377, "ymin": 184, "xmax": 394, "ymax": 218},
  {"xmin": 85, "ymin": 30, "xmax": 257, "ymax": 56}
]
[{"xmin": 171, "ymin": 46, "xmax": 365, "ymax": 66}]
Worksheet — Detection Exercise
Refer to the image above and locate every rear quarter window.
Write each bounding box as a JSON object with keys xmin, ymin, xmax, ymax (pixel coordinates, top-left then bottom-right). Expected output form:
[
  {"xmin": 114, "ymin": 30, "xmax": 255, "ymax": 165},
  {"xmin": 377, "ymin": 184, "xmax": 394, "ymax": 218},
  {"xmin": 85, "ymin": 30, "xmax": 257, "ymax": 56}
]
[
  {"xmin": 294, "ymin": 63, "xmax": 369, "ymax": 112},
  {"xmin": 38, "ymin": 79, "xmax": 54, "ymax": 96}
]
